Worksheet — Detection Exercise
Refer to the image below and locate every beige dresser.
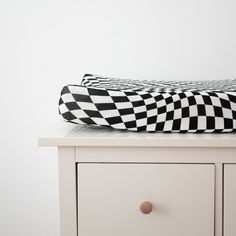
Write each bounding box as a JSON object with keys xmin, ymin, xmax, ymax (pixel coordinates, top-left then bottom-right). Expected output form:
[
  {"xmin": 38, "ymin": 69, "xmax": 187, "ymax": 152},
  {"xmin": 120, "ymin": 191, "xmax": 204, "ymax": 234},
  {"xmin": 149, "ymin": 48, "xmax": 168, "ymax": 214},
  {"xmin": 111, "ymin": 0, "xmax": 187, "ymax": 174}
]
[{"xmin": 39, "ymin": 124, "xmax": 236, "ymax": 236}]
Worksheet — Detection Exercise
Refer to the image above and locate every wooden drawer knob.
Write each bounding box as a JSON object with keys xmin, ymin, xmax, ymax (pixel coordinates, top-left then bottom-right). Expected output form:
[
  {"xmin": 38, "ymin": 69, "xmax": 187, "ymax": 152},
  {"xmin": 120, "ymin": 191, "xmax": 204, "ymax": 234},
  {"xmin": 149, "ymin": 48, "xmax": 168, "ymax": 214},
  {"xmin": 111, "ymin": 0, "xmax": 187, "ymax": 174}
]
[{"xmin": 139, "ymin": 201, "xmax": 153, "ymax": 214}]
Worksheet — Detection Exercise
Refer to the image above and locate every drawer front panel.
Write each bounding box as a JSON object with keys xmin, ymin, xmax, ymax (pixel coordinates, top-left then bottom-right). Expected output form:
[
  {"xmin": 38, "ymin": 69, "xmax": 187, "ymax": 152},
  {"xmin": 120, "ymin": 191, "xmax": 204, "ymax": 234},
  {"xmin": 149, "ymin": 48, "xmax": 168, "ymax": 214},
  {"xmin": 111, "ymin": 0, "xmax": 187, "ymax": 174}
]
[
  {"xmin": 224, "ymin": 164, "xmax": 236, "ymax": 236},
  {"xmin": 78, "ymin": 164, "xmax": 214, "ymax": 236}
]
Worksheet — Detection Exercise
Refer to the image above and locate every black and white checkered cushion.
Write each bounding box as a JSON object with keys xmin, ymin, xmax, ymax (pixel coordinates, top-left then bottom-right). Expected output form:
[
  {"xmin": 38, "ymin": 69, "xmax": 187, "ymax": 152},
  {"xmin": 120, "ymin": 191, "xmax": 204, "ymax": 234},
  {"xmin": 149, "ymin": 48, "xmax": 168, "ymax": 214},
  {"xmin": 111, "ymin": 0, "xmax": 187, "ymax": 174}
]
[{"xmin": 59, "ymin": 74, "xmax": 236, "ymax": 133}]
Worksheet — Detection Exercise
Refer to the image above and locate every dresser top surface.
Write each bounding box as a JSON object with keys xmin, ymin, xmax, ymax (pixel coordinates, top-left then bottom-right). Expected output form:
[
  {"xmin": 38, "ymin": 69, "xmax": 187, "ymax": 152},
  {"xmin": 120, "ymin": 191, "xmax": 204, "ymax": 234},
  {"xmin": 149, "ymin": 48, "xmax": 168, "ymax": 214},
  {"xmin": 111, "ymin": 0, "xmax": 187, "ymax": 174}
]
[{"xmin": 38, "ymin": 122, "xmax": 236, "ymax": 147}]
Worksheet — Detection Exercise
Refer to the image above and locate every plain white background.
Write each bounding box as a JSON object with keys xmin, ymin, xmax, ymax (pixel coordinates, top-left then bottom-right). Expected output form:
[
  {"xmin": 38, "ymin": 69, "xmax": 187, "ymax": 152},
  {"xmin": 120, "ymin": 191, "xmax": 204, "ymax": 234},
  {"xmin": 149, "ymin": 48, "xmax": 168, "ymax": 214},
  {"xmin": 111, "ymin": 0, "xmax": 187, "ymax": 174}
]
[{"xmin": 0, "ymin": 0, "xmax": 236, "ymax": 235}]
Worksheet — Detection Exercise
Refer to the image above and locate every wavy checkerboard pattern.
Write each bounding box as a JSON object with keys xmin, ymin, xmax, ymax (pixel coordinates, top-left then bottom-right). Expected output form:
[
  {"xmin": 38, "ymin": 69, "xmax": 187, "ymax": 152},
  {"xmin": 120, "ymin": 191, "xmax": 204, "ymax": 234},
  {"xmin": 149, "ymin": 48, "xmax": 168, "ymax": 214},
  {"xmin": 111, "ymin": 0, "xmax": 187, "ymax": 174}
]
[{"xmin": 59, "ymin": 74, "xmax": 236, "ymax": 133}]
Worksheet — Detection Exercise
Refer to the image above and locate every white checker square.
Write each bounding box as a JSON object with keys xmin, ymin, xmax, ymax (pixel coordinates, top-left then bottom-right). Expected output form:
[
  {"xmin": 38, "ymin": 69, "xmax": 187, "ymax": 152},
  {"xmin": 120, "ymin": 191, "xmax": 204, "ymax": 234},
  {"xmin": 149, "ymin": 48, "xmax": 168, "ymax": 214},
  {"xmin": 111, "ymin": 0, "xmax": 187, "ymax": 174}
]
[
  {"xmin": 180, "ymin": 97, "xmax": 189, "ymax": 107},
  {"xmin": 166, "ymin": 103, "xmax": 174, "ymax": 111},
  {"xmin": 222, "ymin": 108, "xmax": 233, "ymax": 119},
  {"xmin": 171, "ymin": 94, "xmax": 180, "ymax": 101},
  {"xmin": 134, "ymin": 106, "xmax": 146, "ymax": 114},
  {"xmin": 211, "ymin": 96, "xmax": 221, "ymax": 107},
  {"xmin": 111, "ymin": 123, "xmax": 126, "ymax": 129},
  {"xmin": 147, "ymin": 109, "xmax": 157, "ymax": 117},
  {"xmin": 61, "ymin": 93, "xmax": 75, "ymax": 102},
  {"xmin": 91, "ymin": 95, "xmax": 114, "ymax": 104},
  {"xmin": 185, "ymin": 91, "xmax": 194, "ymax": 97},
  {"xmin": 180, "ymin": 117, "xmax": 190, "ymax": 130},
  {"xmin": 194, "ymin": 95, "xmax": 205, "ymax": 104},
  {"xmin": 146, "ymin": 123, "xmax": 156, "ymax": 131},
  {"xmin": 189, "ymin": 105, "xmax": 198, "ymax": 117},
  {"xmin": 173, "ymin": 108, "xmax": 182, "ymax": 119},
  {"xmin": 156, "ymin": 99, "xmax": 167, "ymax": 108},
  {"xmin": 222, "ymin": 128, "xmax": 233, "ymax": 132},
  {"xmin": 205, "ymin": 105, "xmax": 215, "ymax": 116},
  {"xmin": 139, "ymin": 90, "xmax": 152, "ymax": 95},
  {"xmin": 121, "ymin": 114, "xmax": 136, "ymax": 123},
  {"xmin": 71, "ymin": 109, "xmax": 88, "ymax": 118},
  {"xmin": 204, "ymin": 129, "xmax": 215, "ymax": 133},
  {"xmin": 156, "ymin": 113, "xmax": 166, "ymax": 123},
  {"xmin": 89, "ymin": 117, "xmax": 109, "ymax": 126},
  {"xmin": 129, "ymin": 127, "xmax": 138, "ymax": 131},
  {"xmin": 197, "ymin": 116, "xmax": 207, "ymax": 130},
  {"xmin": 144, "ymin": 97, "xmax": 156, "ymax": 105},
  {"xmin": 136, "ymin": 118, "xmax": 147, "ymax": 127},
  {"xmin": 70, "ymin": 86, "xmax": 89, "ymax": 96},
  {"xmin": 116, "ymin": 102, "xmax": 133, "ymax": 109},
  {"xmin": 100, "ymin": 109, "xmax": 120, "ymax": 118},
  {"xmin": 128, "ymin": 95, "xmax": 143, "ymax": 102},
  {"xmin": 59, "ymin": 103, "xmax": 69, "ymax": 114},
  {"xmin": 200, "ymin": 91, "xmax": 208, "ymax": 96},
  {"xmin": 76, "ymin": 102, "xmax": 97, "ymax": 111},
  {"xmin": 214, "ymin": 117, "xmax": 225, "ymax": 129},
  {"xmin": 217, "ymin": 92, "xmax": 229, "ymax": 100},
  {"xmin": 108, "ymin": 90, "xmax": 126, "ymax": 96},
  {"xmin": 163, "ymin": 120, "xmax": 174, "ymax": 131}
]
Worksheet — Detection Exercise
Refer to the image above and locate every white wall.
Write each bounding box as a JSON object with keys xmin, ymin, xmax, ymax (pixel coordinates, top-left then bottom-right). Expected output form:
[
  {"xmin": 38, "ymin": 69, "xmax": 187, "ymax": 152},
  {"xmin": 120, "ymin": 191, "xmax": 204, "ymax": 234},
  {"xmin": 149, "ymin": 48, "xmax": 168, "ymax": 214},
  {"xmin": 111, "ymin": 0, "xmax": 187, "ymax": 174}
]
[{"xmin": 0, "ymin": 0, "xmax": 236, "ymax": 235}]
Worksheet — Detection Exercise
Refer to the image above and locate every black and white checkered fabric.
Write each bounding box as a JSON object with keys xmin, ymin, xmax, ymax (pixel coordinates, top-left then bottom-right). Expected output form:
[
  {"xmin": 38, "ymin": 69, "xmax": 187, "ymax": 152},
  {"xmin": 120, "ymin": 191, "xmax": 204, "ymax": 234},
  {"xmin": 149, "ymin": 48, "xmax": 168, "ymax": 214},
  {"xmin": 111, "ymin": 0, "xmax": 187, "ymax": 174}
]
[{"xmin": 59, "ymin": 74, "xmax": 236, "ymax": 133}]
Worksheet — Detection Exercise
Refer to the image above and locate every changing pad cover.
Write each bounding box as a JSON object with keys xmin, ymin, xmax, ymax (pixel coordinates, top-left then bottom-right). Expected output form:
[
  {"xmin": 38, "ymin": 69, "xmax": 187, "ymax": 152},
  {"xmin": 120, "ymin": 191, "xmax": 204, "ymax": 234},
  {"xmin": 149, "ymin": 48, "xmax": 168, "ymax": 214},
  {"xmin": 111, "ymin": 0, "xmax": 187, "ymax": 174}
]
[{"xmin": 59, "ymin": 74, "xmax": 236, "ymax": 133}]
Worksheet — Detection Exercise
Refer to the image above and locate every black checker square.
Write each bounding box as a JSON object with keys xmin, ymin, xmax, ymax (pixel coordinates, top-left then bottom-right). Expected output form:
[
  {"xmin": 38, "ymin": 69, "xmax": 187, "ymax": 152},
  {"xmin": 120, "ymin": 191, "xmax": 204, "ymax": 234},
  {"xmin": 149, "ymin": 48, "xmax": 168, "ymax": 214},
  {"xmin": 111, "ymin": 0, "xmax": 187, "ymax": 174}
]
[
  {"xmin": 111, "ymin": 96, "xmax": 130, "ymax": 103},
  {"xmin": 197, "ymin": 104, "xmax": 206, "ymax": 116},
  {"xmin": 62, "ymin": 111, "xmax": 77, "ymax": 121},
  {"xmin": 65, "ymin": 102, "xmax": 80, "ymax": 111},
  {"xmin": 178, "ymin": 92, "xmax": 187, "ymax": 99},
  {"xmin": 206, "ymin": 116, "xmax": 215, "ymax": 130},
  {"xmin": 106, "ymin": 116, "xmax": 123, "ymax": 125},
  {"xmin": 84, "ymin": 110, "xmax": 103, "ymax": 118},
  {"xmin": 213, "ymin": 106, "xmax": 223, "ymax": 117},
  {"xmin": 166, "ymin": 111, "xmax": 174, "ymax": 121},
  {"xmin": 88, "ymin": 87, "xmax": 110, "ymax": 96},
  {"xmin": 79, "ymin": 117, "xmax": 96, "ymax": 125},
  {"xmin": 202, "ymin": 95, "xmax": 213, "ymax": 105},
  {"xmin": 147, "ymin": 102, "xmax": 157, "ymax": 111},
  {"xmin": 220, "ymin": 98, "xmax": 231, "ymax": 109},
  {"xmin": 172, "ymin": 119, "xmax": 181, "ymax": 130},
  {"xmin": 95, "ymin": 103, "xmax": 117, "ymax": 111},
  {"xmin": 72, "ymin": 93, "xmax": 93, "ymax": 103},
  {"xmin": 124, "ymin": 120, "xmax": 137, "ymax": 128},
  {"xmin": 132, "ymin": 100, "xmax": 145, "ymax": 107},
  {"xmin": 155, "ymin": 122, "xmax": 165, "ymax": 131},
  {"xmin": 135, "ymin": 112, "xmax": 147, "ymax": 120},
  {"xmin": 140, "ymin": 93, "xmax": 152, "ymax": 99},
  {"xmin": 147, "ymin": 115, "xmax": 157, "ymax": 124},
  {"xmin": 182, "ymin": 107, "xmax": 190, "ymax": 118},
  {"xmin": 61, "ymin": 86, "xmax": 71, "ymax": 95},
  {"xmin": 233, "ymin": 111, "xmax": 236, "ymax": 119},
  {"xmin": 118, "ymin": 108, "xmax": 134, "ymax": 116},
  {"xmin": 165, "ymin": 96, "xmax": 173, "ymax": 105},
  {"xmin": 224, "ymin": 118, "xmax": 233, "ymax": 129},
  {"xmin": 158, "ymin": 106, "xmax": 167, "ymax": 114},
  {"xmin": 174, "ymin": 100, "xmax": 181, "ymax": 109},
  {"xmin": 188, "ymin": 96, "xmax": 197, "ymax": 106},
  {"xmin": 137, "ymin": 125, "xmax": 147, "ymax": 131},
  {"xmin": 189, "ymin": 116, "xmax": 198, "ymax": 130},
  {"xmin": 59, "ymin": 74, "xmax": 236, "ymax": 133}
]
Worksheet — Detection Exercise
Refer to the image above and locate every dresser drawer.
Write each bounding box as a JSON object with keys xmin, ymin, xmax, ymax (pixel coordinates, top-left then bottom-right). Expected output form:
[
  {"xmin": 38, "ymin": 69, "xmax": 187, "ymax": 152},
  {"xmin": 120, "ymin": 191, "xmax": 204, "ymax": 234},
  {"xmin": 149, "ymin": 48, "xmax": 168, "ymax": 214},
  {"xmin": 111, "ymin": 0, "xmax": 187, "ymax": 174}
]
[
  {"xmin": 77, "ymin": 163, "xmax": 215, "ymax": 236},
  {"xmin": 224, "ymin": 164, "xmax": 236, "ymax": 236}
]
